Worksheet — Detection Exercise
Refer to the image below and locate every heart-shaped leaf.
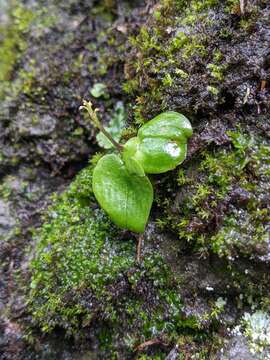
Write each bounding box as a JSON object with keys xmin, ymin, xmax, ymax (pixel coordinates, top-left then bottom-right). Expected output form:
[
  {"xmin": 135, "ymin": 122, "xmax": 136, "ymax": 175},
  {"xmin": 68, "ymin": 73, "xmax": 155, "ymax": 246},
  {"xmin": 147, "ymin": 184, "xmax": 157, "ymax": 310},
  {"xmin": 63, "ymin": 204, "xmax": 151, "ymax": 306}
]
[
  {"xmin": 92, "ymin": 154, "xmax": 153, "ymax": 233},
  {"xmin": 123, "ymin": 136, "xmax": 187, "ymax": 174},
  {"xmin": 138, "ymin": 111, "xmax": 193, "ymax": 141},
  {"xmin": 122, "ymin": 137, "xmax": 145, "ymax": 176},
  {"xmin": 123, "ymin": 111, "xmax": 192, "ymax": 174}
]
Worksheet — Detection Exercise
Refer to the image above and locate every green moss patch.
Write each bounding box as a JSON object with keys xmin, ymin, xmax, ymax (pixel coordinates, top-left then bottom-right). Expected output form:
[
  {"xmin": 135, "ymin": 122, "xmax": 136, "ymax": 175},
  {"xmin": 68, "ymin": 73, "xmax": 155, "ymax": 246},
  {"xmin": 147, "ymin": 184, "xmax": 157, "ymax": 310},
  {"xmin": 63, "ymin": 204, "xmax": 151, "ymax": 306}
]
[
  {"xmin": 0, "ymin": 2, "xmax": 35, "ymax": 98},
  {"xmin": 123, "ymin": 0, "xmax": 267, "ymax": 124},
  {"xmin": 123, "ymin": 0, "xmax": 227, "ymax": 123},
  {"xmin": 158, "ymin": 131, "xmax": 270, "ymax": 259},
  {"xmin": 28, "ymin": 159, "xmax": 201, "ymax": 355}
]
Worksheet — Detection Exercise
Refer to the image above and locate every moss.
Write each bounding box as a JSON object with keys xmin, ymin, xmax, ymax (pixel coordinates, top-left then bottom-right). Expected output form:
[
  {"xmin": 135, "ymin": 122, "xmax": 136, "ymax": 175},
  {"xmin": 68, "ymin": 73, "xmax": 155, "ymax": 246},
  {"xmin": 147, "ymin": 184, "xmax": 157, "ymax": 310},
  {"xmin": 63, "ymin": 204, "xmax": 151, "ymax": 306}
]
[
  {"xmin": 209, "ymin": 135, "xmax": 270, "ymax": 258},
  {"xmin": 0, "ymin": 2, "xmax": 35, "ymax": 98},
  {"xmin": 123, "ymin": 0, "xmax": 266, "ymax": 126},
  {"xmin": 123, "ymin": 0, "xmax": 229, "ymax": 123},
  {"xmin": 0, "ymin": 2, "xmax": 60, "ymax": 100},
  {"xmin": 207, "ymin": 63, "xmax": 226, "ymax": 81},
  {"xmin": 207, "ymin": 85, "xmax": 219, "ymax": 96},
  {"xmin": 122, "ymin": 78, "xmax": 140, "ymax": 95},
  {"xmin": 86, "ymin": 22, "xmax": 127, "ymax": 78},
  {"xmin": 28, "ymin": 159, "xmax": 203, "ymax": 355},
  {"xmin": 157, "ymin": 131, "xmax": 269, "ymax": 259},
  {"xmin": 0, "ymin": 178, "xmax": 13, "ymax": 199},
  {"xmin": 162, "ymin": 73, "xmax": 174, "ymax": 87},
  {"xmin": 0, "ymin": 0, "xmax": 132, "ymax": 172},
  {"xmin": 15, "ymin": 0, "xmax": 269, "ymax": 356},
  {"xmin": 225, "ymin": 0, "xmax": 241, "ymax": 13},
  {"xmin": 90, "ymin": 2, "xmax": 116, "ymax": 22}
]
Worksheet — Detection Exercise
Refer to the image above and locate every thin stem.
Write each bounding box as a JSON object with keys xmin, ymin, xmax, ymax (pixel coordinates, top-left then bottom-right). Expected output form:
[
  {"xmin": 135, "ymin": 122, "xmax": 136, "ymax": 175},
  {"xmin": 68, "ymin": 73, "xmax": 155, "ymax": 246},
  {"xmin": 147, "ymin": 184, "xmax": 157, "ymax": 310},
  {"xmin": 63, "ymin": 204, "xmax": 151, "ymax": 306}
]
[
  {"xmin": 136, "ymin": 233, "xmax": 143, "ymax": 263},
  {"xmin": 80, "ymin": 100, "xmax": 124, "ymax": 152}
]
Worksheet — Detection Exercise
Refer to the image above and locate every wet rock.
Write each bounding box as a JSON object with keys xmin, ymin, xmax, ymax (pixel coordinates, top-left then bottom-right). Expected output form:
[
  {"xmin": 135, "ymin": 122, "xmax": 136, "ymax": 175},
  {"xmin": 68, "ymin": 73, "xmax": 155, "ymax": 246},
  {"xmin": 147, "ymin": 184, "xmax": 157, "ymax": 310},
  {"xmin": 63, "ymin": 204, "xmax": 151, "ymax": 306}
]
[
  {"xmin": 220, "ymin": 335, "xmax": 269, "ymax": 360},
  {"xmin": 0, "ymin": 0, "xmax": 9, "ymax": 25},
  {"xmin": 165, "ymin": 345, "xmax": 180, "ymax": 360},
  {"xmin": 1, "ymin": 0, "xmax": 270, "ymax": 359},
  {"xmin": 0, "ymin": 200, "xmax": 16, "ymax": 239},
  {"xmin": 0, "ymin": 319, "xmax": 25, "ymax": 360},
  {"xmin": 229, "ymin": 187, "xmax": 251, "ymax": 207},
  {"xmin": 14, "ymin": 112, "xmax": 57, "ymax": 137}
]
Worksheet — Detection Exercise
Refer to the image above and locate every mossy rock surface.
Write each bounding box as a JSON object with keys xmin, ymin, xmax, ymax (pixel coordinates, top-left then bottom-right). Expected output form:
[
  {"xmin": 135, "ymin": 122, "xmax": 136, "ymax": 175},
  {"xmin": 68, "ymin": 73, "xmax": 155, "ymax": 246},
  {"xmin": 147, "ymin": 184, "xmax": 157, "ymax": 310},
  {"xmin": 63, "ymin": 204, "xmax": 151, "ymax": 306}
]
[
  {"xmin": 124, "ymin": 0, "xmax": 270, "ymax": 127},
  {"xmin": 158, "ymin": 131, "xmax": 270, "ymax": 259},
  {"xmin": 29, "ymin": 162, "xmax": 201, "ymax": 357},
  {"xmin": 1, "ymin": 0, "xmax": 270, "ymax": 359}
]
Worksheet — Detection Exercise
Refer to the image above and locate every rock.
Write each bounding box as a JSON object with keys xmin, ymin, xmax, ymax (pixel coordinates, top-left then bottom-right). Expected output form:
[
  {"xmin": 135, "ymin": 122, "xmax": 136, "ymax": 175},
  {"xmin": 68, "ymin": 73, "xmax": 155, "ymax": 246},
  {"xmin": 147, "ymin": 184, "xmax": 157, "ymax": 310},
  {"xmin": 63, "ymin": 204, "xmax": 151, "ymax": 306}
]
[
  {"xmin": 15, "ymin": 112, "xmax": 57, "ymax": 137},
  {"xmin": 220, "ymin": 335, "xmax": 270, "ymax": 360},
  {"xmin": 1, "ymin": 0, "xmax": 270, "ymax": 358},
  {"xmin": 0, "ymin": 200, "xmax": 16, "ymax": 239}
]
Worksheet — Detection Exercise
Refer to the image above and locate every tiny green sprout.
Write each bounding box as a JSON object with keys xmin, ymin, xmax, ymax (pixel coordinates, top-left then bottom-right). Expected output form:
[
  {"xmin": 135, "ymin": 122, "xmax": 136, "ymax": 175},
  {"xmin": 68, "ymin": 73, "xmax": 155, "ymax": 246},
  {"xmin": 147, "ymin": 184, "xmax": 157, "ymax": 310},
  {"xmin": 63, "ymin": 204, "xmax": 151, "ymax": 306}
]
[
  {"xmin": 80, "ymin": 100, "xmax": 193, "ymax": 238},
  {"xmin": 90, "ymin": 82, "xmax": 108, "ymax": 98}
]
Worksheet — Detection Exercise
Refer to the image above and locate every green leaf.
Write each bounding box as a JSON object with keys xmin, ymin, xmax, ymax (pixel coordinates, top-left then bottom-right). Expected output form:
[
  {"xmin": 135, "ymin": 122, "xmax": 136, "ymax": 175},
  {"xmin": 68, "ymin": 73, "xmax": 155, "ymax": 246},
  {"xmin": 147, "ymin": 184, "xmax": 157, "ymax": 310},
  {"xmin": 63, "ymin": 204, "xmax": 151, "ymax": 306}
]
[
  {"xmin": 92, "ymin": 154, "xmax": 153, "ymax": 233},
  {"xmin": 138, "ymin": 111, "xmax": 193, "ymax": 140},
  {"xmin": 123, "ymin": 111, "xmax": 192, "ymax": 174},
  {"xmin": 123, "ymin": 156, "xmax": 145, "ymax": 177},
  {"xmin": 96, "ymin": 101, "xmax": 126, "ymax": 149},
  {"xmin": 123, "ymin": 136, "xmax": 187, "ymax": 174},
  {"xmin": 122, "ymin": 137, "xmax": 145, "ymax": 176},
  {"xmin": 90, "ymin": 83, "xmax": 108, "ymax": 98}
]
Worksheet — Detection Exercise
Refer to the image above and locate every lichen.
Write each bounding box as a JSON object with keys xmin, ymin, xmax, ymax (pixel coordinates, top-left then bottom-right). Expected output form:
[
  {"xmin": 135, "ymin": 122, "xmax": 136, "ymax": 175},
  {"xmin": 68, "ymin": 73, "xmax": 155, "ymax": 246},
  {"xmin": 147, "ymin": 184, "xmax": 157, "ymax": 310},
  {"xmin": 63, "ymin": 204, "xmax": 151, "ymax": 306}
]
[
  {"xmin": 231, "ymin": 310, "xmax": 270, "ymax": 357},
  {"xmin": 242, "ymin": 311, "xmax": 270, "ymax": 355}
]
